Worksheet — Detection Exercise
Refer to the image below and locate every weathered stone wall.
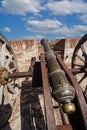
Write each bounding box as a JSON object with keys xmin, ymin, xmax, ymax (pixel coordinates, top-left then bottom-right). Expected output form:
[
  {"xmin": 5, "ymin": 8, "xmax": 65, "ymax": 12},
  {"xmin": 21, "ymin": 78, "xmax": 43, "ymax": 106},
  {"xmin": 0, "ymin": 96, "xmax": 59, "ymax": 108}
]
[
  {"xmin": 9, "ymin": 39, "xmax": 39, "ymax": 72},
  {"xmin": 54, "ymin": 38, "xmax": 80, "ymax": 68},
  {"xmin": 9, "ymin": 38, "xmax": 80, "ymax": 72},
  {"xmin": 64, "ymin": 38, "xmax": 79, "ymax": 68}
]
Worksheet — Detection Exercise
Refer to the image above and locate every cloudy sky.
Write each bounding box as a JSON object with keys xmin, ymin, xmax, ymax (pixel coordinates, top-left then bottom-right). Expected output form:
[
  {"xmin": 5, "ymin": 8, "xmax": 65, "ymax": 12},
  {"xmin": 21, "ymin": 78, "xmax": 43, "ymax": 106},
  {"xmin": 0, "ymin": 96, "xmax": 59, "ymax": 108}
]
[{"xmin": 0, "ymin": 0, "xmax": 87, "ymax": 41}]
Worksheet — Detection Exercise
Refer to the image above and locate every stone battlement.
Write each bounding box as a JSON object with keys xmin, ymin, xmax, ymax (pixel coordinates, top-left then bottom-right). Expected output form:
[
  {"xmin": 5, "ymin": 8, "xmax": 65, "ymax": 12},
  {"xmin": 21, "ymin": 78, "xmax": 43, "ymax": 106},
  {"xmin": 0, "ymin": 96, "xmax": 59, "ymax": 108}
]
[{"xmin": 9, "ymin": 38, "xmax": 80, "ymax": 71}]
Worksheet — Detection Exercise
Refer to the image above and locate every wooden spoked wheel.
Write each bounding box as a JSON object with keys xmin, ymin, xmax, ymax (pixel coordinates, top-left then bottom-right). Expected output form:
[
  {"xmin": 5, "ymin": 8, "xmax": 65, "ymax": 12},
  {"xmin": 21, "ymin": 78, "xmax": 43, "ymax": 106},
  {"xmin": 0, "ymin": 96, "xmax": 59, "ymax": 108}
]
[
  {"xmin": 71, "ymin": 34, "xmax": 87, "ymax": 99},
  {"xmin": 0, "ymin": 34, "xmax": 19, "ymax": 105}
]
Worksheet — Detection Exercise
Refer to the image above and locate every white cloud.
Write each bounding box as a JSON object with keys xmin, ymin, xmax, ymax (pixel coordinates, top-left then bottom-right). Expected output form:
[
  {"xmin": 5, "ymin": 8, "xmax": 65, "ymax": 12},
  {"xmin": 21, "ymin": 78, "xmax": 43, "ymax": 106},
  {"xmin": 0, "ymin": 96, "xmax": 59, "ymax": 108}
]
[
  {"xmin": 1, "ymin": 0, "xmax": 42, "ymax": 15},
  {"xmin": 1, "ymin": 0, "xmax": 87, "ymax": 25},
  {"xmin": 55, "ymin": 25, "xmax": 87, "ymax": 37},
  {"xmin": 79, "ymin": 14, "xmax": 87, "ymax": 23},
  {"xmin": 3, "ymin": 27, "xmax": 11, "ymax": 32},
  {"xmin": 45, "ymin": 0, "xmax": 87, "ymax": 16},
  {"xmin": 1, "ymin": 0, "xmax": 87, "ymax": 39},
  {"xmin": 26, "ymin": 19, "xmax": 87, "ymax": 38},
  {"xmin": 27, "ymin": 19, "xmax": 62, "ymax": 33},
  {"xmin": 1, "ymin": 0, "xmax": 87, "ymax": 16},
  {"xmin": 71, "ymin": 25, "xmax": 87, "ymax": 36},
  {"xmin": 22, "ymin": 34, "xmax": 45, "ymax": 42}
]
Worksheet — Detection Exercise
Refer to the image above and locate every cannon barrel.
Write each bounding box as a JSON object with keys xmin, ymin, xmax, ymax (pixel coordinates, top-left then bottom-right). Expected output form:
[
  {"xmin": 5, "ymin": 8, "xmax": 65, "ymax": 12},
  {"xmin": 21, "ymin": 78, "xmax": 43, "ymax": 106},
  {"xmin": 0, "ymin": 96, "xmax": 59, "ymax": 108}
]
[{"xmin": 41, "ymin": 38, "xmax": 75, "ymax": 114}]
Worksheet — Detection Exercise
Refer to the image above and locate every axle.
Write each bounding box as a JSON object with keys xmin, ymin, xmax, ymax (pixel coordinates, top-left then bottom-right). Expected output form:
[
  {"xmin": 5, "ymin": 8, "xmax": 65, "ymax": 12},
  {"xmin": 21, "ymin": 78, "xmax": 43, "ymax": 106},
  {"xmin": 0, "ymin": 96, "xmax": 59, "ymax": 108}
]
[{"xmin": 41, "ymin": 38, "xmax": 75, "ymax": 114}]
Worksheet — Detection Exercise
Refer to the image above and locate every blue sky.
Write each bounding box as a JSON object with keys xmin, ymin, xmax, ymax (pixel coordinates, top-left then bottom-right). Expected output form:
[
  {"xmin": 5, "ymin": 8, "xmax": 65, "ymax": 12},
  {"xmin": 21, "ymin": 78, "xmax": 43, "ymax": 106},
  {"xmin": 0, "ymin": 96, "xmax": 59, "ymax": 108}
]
[{"xmin": 0, "ymin": 0, "xmax": 87, "ymax": 41}]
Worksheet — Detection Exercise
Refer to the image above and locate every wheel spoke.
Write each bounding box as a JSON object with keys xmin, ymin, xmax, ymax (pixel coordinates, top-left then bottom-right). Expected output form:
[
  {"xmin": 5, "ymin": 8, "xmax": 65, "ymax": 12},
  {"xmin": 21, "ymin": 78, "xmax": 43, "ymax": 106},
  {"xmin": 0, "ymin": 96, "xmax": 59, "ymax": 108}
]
[
  {"xmin": 5, "ymin": 55, "xmax": 13, "ymax": 68},
  {"xmin": 0, "ymin": 59, "xmax": 2, "ymax": 67},
  {"xmin": 73, "ymin": 63, "xmax": 84, "ymax": 67},
  {"xmin": 0, "ymin": 85, "xmax": 3, "ymax": 104},
  {"xmin": 9, "ymin": 68, "xmax": 16, "ymax": 72},
  {"xmin": 84, "ymin": 86, "xmax": 87, "ymax": 98},
  {"xmin": 78, "ymin": 74, "xmax": 87, "ymax": 84},
  {"xmin": 81, "ymin": 45, "xmax": 87, "ymax": 58},
  {"xmin": 7, "ymin": 83, "xmax": 16, "ymax": 94},
  {"xmin": 12, "ymin": 60, "xmax": 17, "ymax": 69},
  {"xmin": 76, "ymin": 53, "xmax": 85, "ymax": 63},
  {"xmin": 1, "ymin": 43, "xmax": 6, "ymax": 67}
]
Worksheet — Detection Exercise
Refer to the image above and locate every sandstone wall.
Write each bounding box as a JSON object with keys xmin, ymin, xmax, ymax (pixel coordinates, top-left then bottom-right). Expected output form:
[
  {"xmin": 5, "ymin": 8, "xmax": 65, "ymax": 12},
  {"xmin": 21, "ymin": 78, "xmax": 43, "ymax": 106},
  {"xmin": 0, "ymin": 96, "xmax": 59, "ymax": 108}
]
[
  {"xmin": 9, "ymin": 38, "xmax": 80, "ymax": 72},
  {"xmin": 54, "ymin": 38, "xmax": 80, "ymax": 68},
  {"xmin": 64, "ymin": 38, "xmax": 79, "ymax": 68},
  {"xmin": 9, "ymin": 39, "xmax": 39, "ymax": 72}
]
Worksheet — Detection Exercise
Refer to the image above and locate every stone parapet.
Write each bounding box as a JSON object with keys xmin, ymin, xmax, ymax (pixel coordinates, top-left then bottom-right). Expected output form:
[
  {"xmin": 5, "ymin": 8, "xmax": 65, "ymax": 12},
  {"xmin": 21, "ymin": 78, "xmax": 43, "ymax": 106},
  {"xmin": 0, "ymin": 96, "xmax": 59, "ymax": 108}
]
[{"xmin": 9, "ymin": 39, "xmax": 38, "ymax": 72}]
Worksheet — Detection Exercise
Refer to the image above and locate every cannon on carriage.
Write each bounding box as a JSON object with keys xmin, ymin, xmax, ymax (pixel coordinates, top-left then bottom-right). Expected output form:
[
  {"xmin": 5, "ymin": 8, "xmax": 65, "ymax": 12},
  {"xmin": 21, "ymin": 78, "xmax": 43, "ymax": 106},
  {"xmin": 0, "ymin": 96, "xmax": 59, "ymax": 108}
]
[{"xmin": 0, "ymin": 33, "xmax": 87, "ymax": 130}]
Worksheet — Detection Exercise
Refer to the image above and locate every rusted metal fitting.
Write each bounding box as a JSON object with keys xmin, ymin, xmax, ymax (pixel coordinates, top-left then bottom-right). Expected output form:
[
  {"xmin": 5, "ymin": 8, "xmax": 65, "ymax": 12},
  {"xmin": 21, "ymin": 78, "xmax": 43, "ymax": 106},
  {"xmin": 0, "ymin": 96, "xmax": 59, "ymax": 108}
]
[
  {"xmin": 41, "ymin": 38, "xmax": 76, "ymax": 114},
  {"xmin": 0, "ymin": 68, "xmax": 8, "ymax": 85}
]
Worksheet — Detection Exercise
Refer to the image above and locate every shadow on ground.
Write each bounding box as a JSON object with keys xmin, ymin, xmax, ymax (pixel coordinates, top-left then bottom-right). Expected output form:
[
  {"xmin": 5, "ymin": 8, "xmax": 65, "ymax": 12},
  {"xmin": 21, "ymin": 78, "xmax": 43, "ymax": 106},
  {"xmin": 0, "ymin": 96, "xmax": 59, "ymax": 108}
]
[{"xmin": 20, "ymin": 79, "xmax": 46, "ymax": 130}]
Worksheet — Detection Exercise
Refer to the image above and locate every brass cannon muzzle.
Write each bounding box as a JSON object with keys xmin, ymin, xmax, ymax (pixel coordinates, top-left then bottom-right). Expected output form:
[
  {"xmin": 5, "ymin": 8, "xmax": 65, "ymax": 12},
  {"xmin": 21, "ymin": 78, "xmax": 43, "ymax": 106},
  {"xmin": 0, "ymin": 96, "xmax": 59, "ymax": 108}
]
[{"xmin": 41, "ymin": 38, "xmax": 76, "ymax": 114}]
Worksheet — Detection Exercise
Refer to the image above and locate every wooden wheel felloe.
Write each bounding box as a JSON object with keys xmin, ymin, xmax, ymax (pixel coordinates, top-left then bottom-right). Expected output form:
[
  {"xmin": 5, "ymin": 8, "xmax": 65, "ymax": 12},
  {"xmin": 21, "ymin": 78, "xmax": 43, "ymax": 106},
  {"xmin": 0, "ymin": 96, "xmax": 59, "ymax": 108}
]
[
  {"xmin": 71, "ymin": 34, "xmax": 87, "ymax": 98},
  {"xmin": 0, "ymin": 33, "xmax": 19, "ymax": 105}
]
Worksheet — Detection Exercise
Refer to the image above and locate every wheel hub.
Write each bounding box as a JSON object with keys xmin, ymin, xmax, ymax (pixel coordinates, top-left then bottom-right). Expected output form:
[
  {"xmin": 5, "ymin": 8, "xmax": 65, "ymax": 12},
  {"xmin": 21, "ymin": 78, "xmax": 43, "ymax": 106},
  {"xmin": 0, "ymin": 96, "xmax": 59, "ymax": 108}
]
[{"xmin": 0, "ymin": 68, "xmax": 8, "ymax": 85}]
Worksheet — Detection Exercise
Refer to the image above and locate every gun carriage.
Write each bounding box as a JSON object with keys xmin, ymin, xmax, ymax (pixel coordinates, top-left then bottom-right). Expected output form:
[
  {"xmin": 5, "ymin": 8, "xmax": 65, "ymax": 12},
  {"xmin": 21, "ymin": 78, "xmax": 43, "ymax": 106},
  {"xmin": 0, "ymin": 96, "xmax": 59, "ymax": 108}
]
[{"xmin": 0, "ymin": 33, "xmax": 87, "ymax": 130}]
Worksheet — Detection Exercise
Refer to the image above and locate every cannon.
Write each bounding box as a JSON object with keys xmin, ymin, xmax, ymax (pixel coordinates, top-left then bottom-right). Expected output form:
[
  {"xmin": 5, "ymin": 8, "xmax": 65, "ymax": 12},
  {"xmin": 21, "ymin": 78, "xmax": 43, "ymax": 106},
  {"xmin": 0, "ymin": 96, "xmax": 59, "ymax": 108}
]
[
  {"xmin": 0, "ymin": 33, "xmax": 87, "ymax": 130},
  {"xmin": 40, "ymin": 35, "xmax": 87, "ymax": 130},
  {"xmin": 41, "ymin": 38, "xmax": 75, "ymax": 114}
]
